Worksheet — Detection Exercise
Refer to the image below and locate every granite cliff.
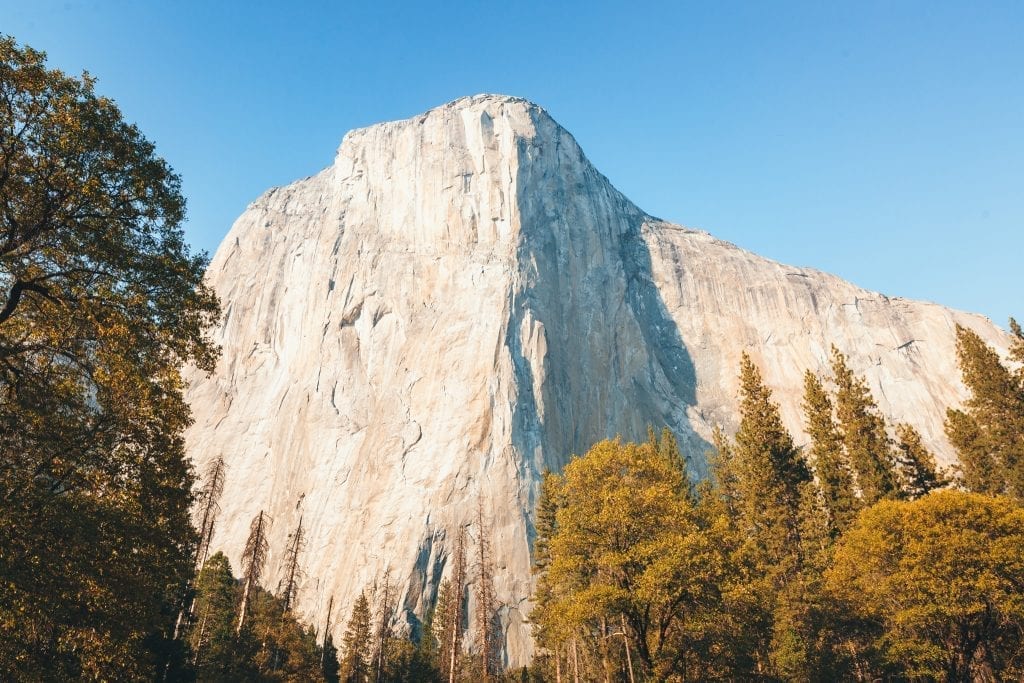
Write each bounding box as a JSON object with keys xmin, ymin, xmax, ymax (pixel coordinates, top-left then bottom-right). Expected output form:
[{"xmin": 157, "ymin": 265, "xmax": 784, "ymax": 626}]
[{"xmin": 183, "ymin": 94, "xmax": 1009, "ymax": 665}]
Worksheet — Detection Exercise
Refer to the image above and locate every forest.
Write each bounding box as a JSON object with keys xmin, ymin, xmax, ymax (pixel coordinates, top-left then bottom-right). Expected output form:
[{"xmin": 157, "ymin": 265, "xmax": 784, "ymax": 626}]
[{"xmin": 2, "ymin": 35, "xmax": 1023, "ymax": 682}]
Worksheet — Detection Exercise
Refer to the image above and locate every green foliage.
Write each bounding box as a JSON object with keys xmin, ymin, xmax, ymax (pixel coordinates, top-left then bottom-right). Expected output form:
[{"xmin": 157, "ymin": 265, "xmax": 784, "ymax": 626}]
[
  {"xmin": 0, "ymin": 36, "xmax": 219, "ymax": 680},
  {"xmin": 830, "ymin": 348, "xmax": 899, "ymax": 504},
  {"xmin": 802, "ymin": 370, "xmax": 859, "ymax": 534},
  {"xmin": 188, "ymin": 552, "xmax": 251, "ymax": 679},
  {"xmin": 826, "ymin": 491, "xmax": 1024, "ymax": 681},
  {"xmin": 892, "ymin": 422, "xmax": 948, "ymax": 499},
  {"xmin": 339, "ymin": 592, "xmax": 373, "ymax": 682},
  {"xmin": 946, "ymin": 323, "xmax": 1024, "ymax": 498},
  {"xmin": 179, "ymin": 552, "xmax": 329, "ymax": 682}
]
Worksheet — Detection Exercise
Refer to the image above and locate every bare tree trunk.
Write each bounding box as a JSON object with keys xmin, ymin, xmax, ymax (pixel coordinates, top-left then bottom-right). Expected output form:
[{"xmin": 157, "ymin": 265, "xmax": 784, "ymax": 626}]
[
  {"xmin": 279, "ymin": 514, "xmax": 305, "ymax": 613},
  {"xmin": 236, "ymin": 510, "xmax": 269, "ymax": 635},
  {"xmin": 172, "ymin": 456, "xmax": 226, "ymax": 644},
  {"xmin": 600, "ymin": 616, "xmax": 611, "ymax": 683},
  {"xmin": 572, "ymin": 638, "xmax": 580, "ymax": 683},
  {"xmin": 447, "ymin": 527, "xmax": 467, "ymax": 683},
  {"xmin": 374, "ymin": 567, "xmax": 394, "ymax": 683},
  {"xmin": 621, "ymin": 615, "xmax": 635, "ymax": 683},
  {"xmin": 193, "ymin": 606, "xmax": 210, "ymax": 666},
  {"xmin": 475, "ymin": 498, "xmax": 498, "ymax": 681},
  {"xmin": 555, "ymin": 642, "xmax": 562, "ymax": 683}
]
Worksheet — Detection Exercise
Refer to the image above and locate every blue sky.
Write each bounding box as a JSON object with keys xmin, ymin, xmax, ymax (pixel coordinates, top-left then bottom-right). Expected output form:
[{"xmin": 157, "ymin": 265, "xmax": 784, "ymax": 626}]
[{"xmin": 5, "ymin": 1, "xmax": 1022, "ymax": 324}]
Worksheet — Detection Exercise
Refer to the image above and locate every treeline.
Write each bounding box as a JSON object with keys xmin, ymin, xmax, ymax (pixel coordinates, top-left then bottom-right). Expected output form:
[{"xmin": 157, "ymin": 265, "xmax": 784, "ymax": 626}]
[
  {"xmin": 162, "ymin": 458, "xmax": 339, "ymax": 681},
  {"xmin": 328, "ymin": 502, "xmax": 519, "ymax": 683},
  {"xmin": 530, "ymin": 325, "xmax": 1024, "ymax": 682}
]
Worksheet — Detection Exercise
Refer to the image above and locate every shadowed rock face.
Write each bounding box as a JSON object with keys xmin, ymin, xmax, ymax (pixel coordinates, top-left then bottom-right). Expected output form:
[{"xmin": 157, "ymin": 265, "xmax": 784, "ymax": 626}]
[{"xmin": 184, "ymin": 94, "xmax": 1009, "ymax": 666}]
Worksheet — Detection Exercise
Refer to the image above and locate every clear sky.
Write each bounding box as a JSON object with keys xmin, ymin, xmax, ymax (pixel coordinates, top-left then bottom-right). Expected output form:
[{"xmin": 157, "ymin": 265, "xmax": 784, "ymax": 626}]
[{"xmin": 4, "ymin": 1, "xmax": 1022, "ymax": 324}]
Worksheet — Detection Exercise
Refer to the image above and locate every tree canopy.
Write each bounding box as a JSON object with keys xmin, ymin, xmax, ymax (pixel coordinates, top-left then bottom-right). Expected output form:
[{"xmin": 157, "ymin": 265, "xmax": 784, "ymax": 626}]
[{"xmin": 0, "ymin": 36, "xmax": 219, "ymax": 678}]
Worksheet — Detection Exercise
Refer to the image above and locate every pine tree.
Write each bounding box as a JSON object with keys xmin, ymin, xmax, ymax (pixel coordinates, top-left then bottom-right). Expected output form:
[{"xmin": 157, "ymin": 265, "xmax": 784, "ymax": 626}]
[
  {"xmin": 237, "ymin": 510, "xmax": 270, "ymax": 635},
  {"xmin": 278, "ymin": 514, "xmax": 306, "ymax": 613},
  {"xmin": 194, "ymin": 456, "xmax": 227, "ymax": 571},
  {"xmin": 649, "ymin": 425, "xmax": 687, "ymax": 476},
  {"xmin": 339, "ymin": 592, "xmax": 373, "ymax": 683},
  {"xmin": 732, "ymin": 354, "xmax": 810, "ymax": 546},
  {"xmin": 802, "ymin": 371, "xmax": 859, "ymax": 535},
  {"xmin": 370, "ymin": 568, "xmax": 398, "ymax": 683},
  {"xmin": 718, "ymin": 355, "xmax": 811, "ymax": 676},
  {"xmin": 172, "ymin": 455, "xmax": 228, "ymax": 643},
  {"xmin": 830, "ymin": 348, "xmax": 899, "ymax": 504},
  {"xmin": 530, "ymin": 469, "xmax": 563, "ymax": 679},
  {"xmin": 189, "ymin": 552, "xmax": 252, "ymax": 680},
  {"xmin": 439, "ymin": 528, "xmax": 467, "ymax": 683},
  {"xmin": 945, "ymin": 324, "xmax": 1024, "ymax": 498},
  {"xmin": 893, "ymin": 423, "xmax": 947, "ymax": 499},
  {"xmin": 433, "ymin": 580, "xmax": 456, "ymax": 680},
  {"xmin": 475, "ymin": 499, "xmax": 500, "ymax": 680},
  {"xmin": 322, "ymin": 633, "xmax": 341, "ymax": 683}
]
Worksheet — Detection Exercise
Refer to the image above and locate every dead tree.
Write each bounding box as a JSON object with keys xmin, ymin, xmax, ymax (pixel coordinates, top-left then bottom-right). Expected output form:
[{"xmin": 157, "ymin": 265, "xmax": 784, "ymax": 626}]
[
  {"xmin": 194, "ymin": 456, "xmax": 226, "ymax": 569},
  {"xmin": 445, "ymin": 526, "xmax": 468, "ymax": 683},
  {"xmin": 172, "ymin": 456, "xmax": 226, "ymax": 642},
  {"xmin": 278, "ymin": 514, "xmax": 305, "ymax": 613},
  {"xmin": 236, "ymin": 509, "xmax": 270, "ymax": 635}
]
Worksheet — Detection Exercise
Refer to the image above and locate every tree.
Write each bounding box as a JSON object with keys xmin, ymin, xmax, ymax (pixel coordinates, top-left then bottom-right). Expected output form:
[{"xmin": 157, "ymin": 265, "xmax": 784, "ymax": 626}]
[
  {"xmin": 0, "ymin": 37, "xmax": 219, "ymax": 679},
  {"xmin": 474, "ymin": 498, "xmax": 501, "ymax": 680},
  {"xmin": 534, "ymin": 438, "xmax": 725, "ymax": 681},
  {"xmin": 188, "ymin": 552, "xmax": 255, "ymax": 681},
  {"xmin": 830, "ymin": 348, "xmax": 899, "ymax": 504},
  {"xmin": 340, "ymin": 592, "xmax": 373, "ymax": 683},
  {"xmin": 945, "ymin": 323, "xmax": 1024, "ymax": 498},
  {"xmin": 370, "ymin": 567, "xmax": 399, "ymax": 683},
  {"xmin": 194, "ymin": 456, "xmax": 228, "ymax": 575},
  {"xmin": 278, "ymin": 514, "xmax": 306, "ymax": 614},
  {"xmin": 237, "ymin": 510, "xmax": 271, "ymax": 635},
  {"xmin": 892, "ymin": 423, "xmax": 947, "ymax": 499},
  {"xmin": 529, "ymin": 470, "xmax": 563, "ymax": 680},
  {"xmin": 437, "ymin": 528, "xmax": 467, "ymax": 683},
  {"xmin": 826, "ymin": 491, "xmax": 1024, "ymax": 681},
  {"xmin": 248, "ymin": 586, "xmax": 325, "ymax": 681},
  {"xmin": 802, "ymin": 371, "xmax": 859, "ymax": 535},
  {"xmin": 715, "ymin": 355, "xmax": 812, "ymax": 677},
  {"xmin": 322, "ymin": 633, "xmax": 341, "ymax": 683}
]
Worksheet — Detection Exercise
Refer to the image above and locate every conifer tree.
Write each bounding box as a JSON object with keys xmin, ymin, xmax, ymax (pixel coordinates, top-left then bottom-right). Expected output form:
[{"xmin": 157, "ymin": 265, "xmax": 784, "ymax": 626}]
[
  {"xmin": 194, "ymin": 456, "xmax": 227, "ymax": 571},
  {"xmin": 189, "ymin": 552, "xmax": 250, "ymax": 679},
  {"xmin": 732, "ymin": 354, "xmax": 810, "ymax": 549},
  {"xmin": 716, "ymin": 355, "xmax": 811, "ymax": 677},
  {"xmin": 172, "ymin": 456, "xmax": 228, "ymax": 643},
  {"xmin": 278, "ymin": 514, "xmax": 306, "ymax": 613},
  {"xmin": 433, "ymin": 579, "xmax": 456, "ymax": 680},
  {"xmin": 440, "ymin": 528, "xmax": 468, "ymax": 683},
  {"xmin": 475, "ymin": 499, "xmax": 501, "ymax": 680},
  {"xmin": 648, "ymin": 424, "xmax": 688, "ymax": 475},
  {"xmin": 802, "ymin": 371, "xmax": 859, "ymax": 534},
  {"xmin": 339, "ymin": 592, "xmax": 373, "ymax": 683},
  {"xmin": 322, "ymin": 633, "xmax": 341, "ymax": 683},
  {"xmin": 530, "ymin": 469, "xmax": 563, "ymax": 679},
  {"xmin": 830, "ymin": 348, "xmax": 899, "ymax": 504},
  {"xmin": 893, "ymin": 423, "xmax": 947, "ymax": 499},
  {"xmin": 370, "ymin": 567, "xmax": 398, "ymax": 683},
  {"xmin": 945, "ymin": 323, "xmax": 1024, "ymax": 498},
  {"xmin": 237, "ymin": 510, "xmax": 270, "ymax": 635}
]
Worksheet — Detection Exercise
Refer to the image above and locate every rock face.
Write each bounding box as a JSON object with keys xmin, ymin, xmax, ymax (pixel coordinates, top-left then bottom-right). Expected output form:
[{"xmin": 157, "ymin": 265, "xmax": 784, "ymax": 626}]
[{"xmin": 184, "ymin": 94, "xmax": 1009, "ymax": 666}]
